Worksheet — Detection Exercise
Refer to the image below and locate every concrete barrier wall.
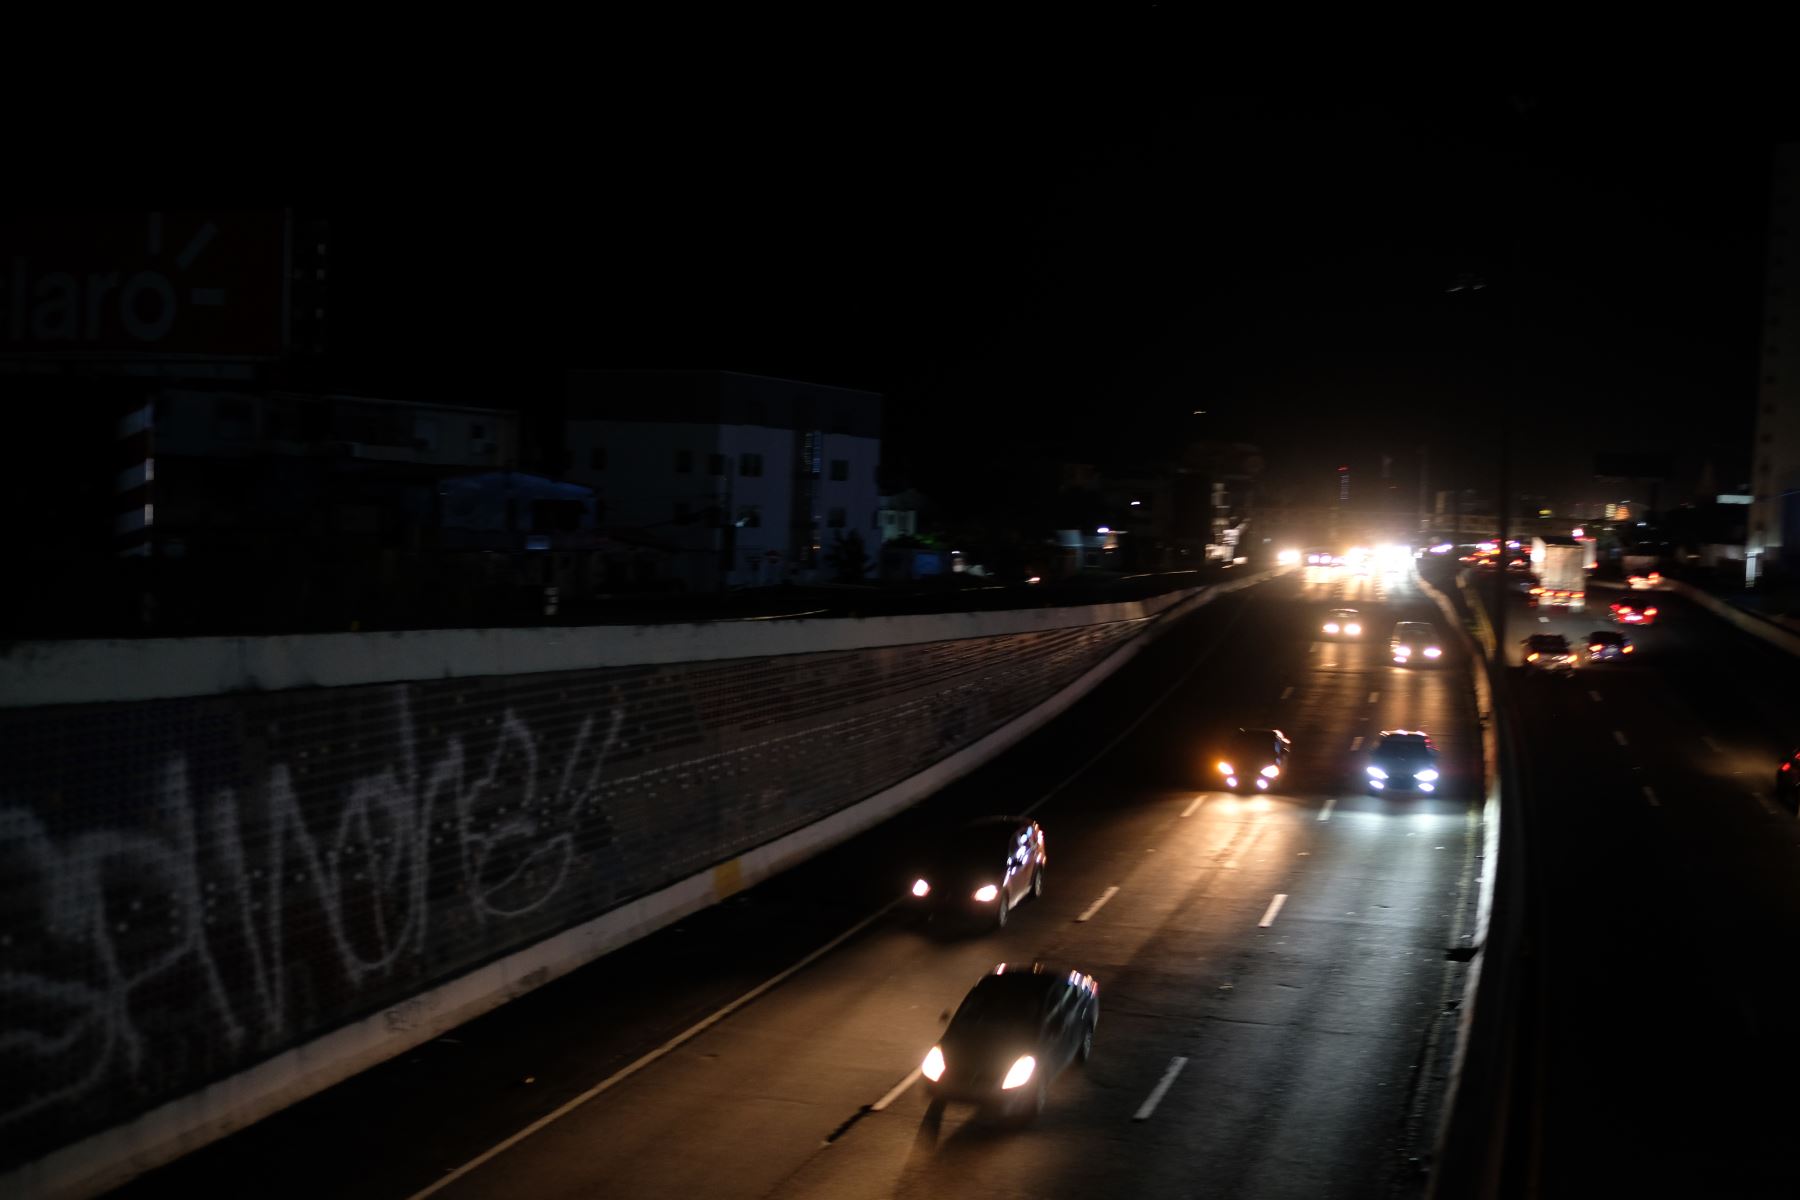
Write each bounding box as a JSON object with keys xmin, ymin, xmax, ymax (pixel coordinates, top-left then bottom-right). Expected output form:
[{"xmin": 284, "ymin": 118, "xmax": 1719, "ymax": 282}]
[{"xmin": 0, "ymin": 571, "xmax": 1274, "ymax": 1197}]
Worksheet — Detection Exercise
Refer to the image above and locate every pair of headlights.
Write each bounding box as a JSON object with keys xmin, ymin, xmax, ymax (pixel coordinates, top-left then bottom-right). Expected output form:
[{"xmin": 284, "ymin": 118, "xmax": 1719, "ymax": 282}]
[
  {"xmin": 921, "ymin": 1045, "xmax": 1036, "ymax": 1090},
  {"xmin": 1366, "ymin": 766, "xmax": 1438, "ymax": 781},
  {"xmin": 911, "ymin": 880, "xmax": 1000, "ymax": 902}
]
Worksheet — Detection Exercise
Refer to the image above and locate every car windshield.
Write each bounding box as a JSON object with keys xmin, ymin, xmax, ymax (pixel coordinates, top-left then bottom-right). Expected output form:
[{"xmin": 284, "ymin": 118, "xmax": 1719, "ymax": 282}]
[
  {"xmin": 1230, "ymin": 732, "xmax": 1276, "ymax": 759},
  {"xmin": 932, "ymin": 827, "xmax": 1010, "ymax": 871},
  {"xmin": 951, "ymin": 977, "xmax": 1052, "ymax": 1029},
  {"xmin": 1529, "ymin": 636, "xmax": 1569, "ymax": 651},
  {"xmin": 1376, "ymin": 739, "xmax": 1431, "ymax": 759}
]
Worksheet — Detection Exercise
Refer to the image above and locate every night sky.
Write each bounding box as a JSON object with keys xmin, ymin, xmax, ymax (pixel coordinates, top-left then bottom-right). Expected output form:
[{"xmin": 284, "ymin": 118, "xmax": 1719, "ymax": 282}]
[{"xmin": 104, "ymin": 78, "xmax": 1794, "ymax": 520}]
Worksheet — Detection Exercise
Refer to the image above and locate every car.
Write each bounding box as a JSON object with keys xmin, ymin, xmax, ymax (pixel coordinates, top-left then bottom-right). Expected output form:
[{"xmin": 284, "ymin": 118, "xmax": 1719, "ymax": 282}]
[
  {"xmin": 1215, "ymin": 727, "xmax": 1292, "ymax": 791},
  {"xmin": 1322, "ymin": 608, "xmax": 1363, "ymax": 637},
  {"xmin": 1609, "ymin": 601, "xmax": 1658, "ymax": 626},
  {"xmin": 1365, "ymin": 729, "xmax": 1441, "ymax": 793},
  {"xmin": 1521, "ymin": 633, "xmax": 1576, "ymax": 674},
  {"xmin": 1585, "ymin": 630, "xmax": 1634, "ymax": 662},
  {"xmin": 1778, "ymin": 750, "xmax": 1800, "ymax": 810},
  {"xmin": 906, "ymin": 816, "xmax": 1046, "ymax": 931},
  {"xmin": 1305, "ymin": 548, "xmax": 1336, "ymax": 566},
  {"xmin": 1627, "ymin": 572, "xmax": 1663, "ymax": 590},
  {"xmin": 920, "ymin": 963, "xmax": 1100, "ymax": 1123},
  {"xmin": 1389, "ymin": 621, "xmax": 1444, "ymax": 665}
]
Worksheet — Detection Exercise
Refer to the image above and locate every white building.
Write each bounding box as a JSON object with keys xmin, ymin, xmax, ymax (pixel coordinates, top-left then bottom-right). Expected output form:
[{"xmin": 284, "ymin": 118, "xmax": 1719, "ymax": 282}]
[
  {"xmin": 1749, "ymin": 140, "xmax": 1800, "ymax": 581},
  {"xmin": 564, "ymin": 370, "xmax": 883, "ymax": 591}
]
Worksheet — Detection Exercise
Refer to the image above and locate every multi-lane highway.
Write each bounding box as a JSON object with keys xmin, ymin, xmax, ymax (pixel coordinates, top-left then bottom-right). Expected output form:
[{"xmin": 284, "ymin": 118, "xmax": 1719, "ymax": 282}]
[
  {"xmin": 119, "ymin": 566, "xmax": 1485, "ymax": 1200},
  {"xmin": 1482, "ymin": 572, "xmax": 1800, "ymax": 1198}
]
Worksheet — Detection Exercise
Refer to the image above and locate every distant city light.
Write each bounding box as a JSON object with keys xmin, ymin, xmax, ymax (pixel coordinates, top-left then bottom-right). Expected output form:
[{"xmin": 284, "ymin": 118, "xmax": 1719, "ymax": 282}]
[
  {"xmin": 1716, "ymin": 494, "xmax": 1752, "ymax": 505},
  {"xmin": 1097, "ymin": 526, "xmax": 1111, "ymax": 534},
  {"xmin": 1130, "ymin": 500, "xmax": 1142, "ymax": 507}
]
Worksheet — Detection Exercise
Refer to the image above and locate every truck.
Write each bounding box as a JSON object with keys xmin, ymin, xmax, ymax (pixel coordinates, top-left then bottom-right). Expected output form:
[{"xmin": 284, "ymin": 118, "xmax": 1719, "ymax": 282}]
[{"xmin": 1531, "ymin": 537, "xmax": 1586, "ymax": 611}]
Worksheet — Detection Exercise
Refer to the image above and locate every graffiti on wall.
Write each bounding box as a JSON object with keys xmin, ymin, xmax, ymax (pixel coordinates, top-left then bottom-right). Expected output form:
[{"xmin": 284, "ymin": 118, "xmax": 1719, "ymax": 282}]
[{"xmin": 0, "ymin": 689, "xmax": 626, "ymax": 1160}]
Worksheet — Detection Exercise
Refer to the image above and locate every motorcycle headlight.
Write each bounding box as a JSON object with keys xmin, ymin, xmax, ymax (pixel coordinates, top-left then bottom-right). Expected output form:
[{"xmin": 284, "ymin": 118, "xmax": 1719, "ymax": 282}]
[
  {"xmin": 922, "ymin": 1045, "xmax": 946, "ymax": 1082},
  {"xmin": 1000, "ymin": 1055, "xmax": 1037, "ymax": 1090}
]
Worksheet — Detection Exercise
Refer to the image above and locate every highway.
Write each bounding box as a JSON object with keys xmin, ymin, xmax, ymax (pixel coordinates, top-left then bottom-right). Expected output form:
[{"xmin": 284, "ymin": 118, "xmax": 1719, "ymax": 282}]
[
  {"xmin": 1481, "ymin": 571, "xmax": 1800, "ymax": 1198},
  {"xmin": 118, "ymin": 565, "xmax": 1483, "ymax": 1200}
]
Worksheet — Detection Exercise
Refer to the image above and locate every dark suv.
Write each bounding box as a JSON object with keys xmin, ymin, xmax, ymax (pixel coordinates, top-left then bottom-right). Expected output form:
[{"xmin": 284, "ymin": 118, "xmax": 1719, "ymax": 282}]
[{"xmin": 1214, "ymin": 727, "xmax": 1292, "ymax": 792}]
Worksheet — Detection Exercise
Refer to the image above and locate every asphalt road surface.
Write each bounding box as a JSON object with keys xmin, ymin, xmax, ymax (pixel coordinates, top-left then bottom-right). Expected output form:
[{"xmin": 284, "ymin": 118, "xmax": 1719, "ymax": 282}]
[
  {"xmin": 117, "ymin": 564, "xmax": 1483, "ymax": 1200},
  {"xmin": 1493, "ymin": 576, "xmax": 1800, "ymax": 1198}
]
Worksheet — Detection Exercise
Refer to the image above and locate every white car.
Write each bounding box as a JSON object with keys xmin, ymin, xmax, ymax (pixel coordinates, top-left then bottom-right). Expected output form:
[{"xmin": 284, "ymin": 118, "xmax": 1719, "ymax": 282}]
[{"xmin": 1389, "ymin": 621, "xmax": 1443, "ymax": 665}]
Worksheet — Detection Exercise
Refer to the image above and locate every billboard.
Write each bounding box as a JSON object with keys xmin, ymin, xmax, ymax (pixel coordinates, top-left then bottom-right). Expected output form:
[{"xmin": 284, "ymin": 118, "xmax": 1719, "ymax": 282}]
[{"xmin": 1, "ymin": 210, "xmax": 289, "ymax": 361}]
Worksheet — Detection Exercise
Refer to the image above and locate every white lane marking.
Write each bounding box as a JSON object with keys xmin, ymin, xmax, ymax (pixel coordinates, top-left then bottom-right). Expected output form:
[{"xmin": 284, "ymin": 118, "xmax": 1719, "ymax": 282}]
[
  {"xmin": 1702, "ymin": 736, "xmax": 1722, "ymax": 754},
  {"xmin": 1368, "ymin": 691, "xmax": 1379, "ymax": 703},
  {"xmin": 1349, "ymin": 736, "xmax": 1364, "ymax": 751},
  {"xmin": 1588, "ymin": 690, "xmax": 1603, "ymax": 702},
  {"xmin": 871, "ymin": 1067, "xmax": 922, "ymax": 1112},
  {"xmin": 1133, "ymin": 1056, "xmax": 1190, "ymax": 1121},
  {"xmin": 1182, "ymin": 795, "xmax": 1207, "ymax": 818},
  {"xmin": 405, "ymin": 895, "xmax": 901, "ymax": 1199},
  {"xmin": 1613, "ymin": 730, "xmax": 1629, "ymax": 747},
  {"xmin": 1755, "ymin": 793, "xmax": 1783, "ymax": 816},
  {"xmin": 1076, "ymin": 886, "xmax": 1120, "ymax": 923},
  {"xmin": 1258, "ymin": 893, "xmax": 1289, "ymax": 927},
  {"xmin": 1642, "ymin": 786, "xmax": 1660, "ymax": 807},
  {"xmin": 1317, "ymin": 796, "xmax": 1337, "ymax": 822},
  {"xmin": 1280, "ymin": 685, "xmax": 1295, "ymax": 700}
]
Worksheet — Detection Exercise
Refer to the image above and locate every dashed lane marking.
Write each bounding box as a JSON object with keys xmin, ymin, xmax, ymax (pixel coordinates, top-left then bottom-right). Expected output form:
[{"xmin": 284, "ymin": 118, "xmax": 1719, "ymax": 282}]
[
  {"xmin": 1318, "ymin": 796, "xmax": 1337, "ymax": 822},
  {"xmin": 1642, "ymin": 786, "xmax": 1659, "ymax": 807},
  {"xmin": 1258, "ymin": 893, "xmax": 1289, "ymax": 927},
  {"xmin": 1182, "ymin": 795, "xmax": 1206, "ymax": 818},
  {"xmin": 1076, "ymin": 886, "xmax": 1120, "ymax": 923},
  {"xmin": 1133, "ymin": 1057, "xmax": 1190, "ymax": 1121}
]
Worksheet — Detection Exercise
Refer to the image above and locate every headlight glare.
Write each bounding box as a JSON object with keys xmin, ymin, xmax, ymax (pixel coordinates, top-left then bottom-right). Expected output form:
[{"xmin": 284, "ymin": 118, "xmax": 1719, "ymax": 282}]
[
  {"xmin": 1217, "ymin": 761, "xmax": 1233, "ymax": 775},
  {"xmin": 1260, "ymin": 765, "xmax": 1279, "ymax": 778},
  {"xmin": 972, "ymin": 884, "xmax": 999, "ymax": 902},
  {"xmin": 922, "ymin": 1045, "xmax": 946, "ymax": 1082},
  {"xmin": 1424, "ymin": 646, "xmax": 1442, "ymax": 658},
  {"xmin": 1000, "ymin": 1055, "xmax": 1036, "ymax": 1090},
  {"xmin": 1417, "ymin": 768, "xmax": 1439, "ymax": 781},
  {"xmin": 1345, "ymin": 623, "xmax": 1361, "ymax": 635},
  {"xmin": 1366, "ymin": 766, "xmax": 1388, "ymax": 779},
  {"xmin": 911, "ymin": 878, "xmax": 930, "ymax": 897}
]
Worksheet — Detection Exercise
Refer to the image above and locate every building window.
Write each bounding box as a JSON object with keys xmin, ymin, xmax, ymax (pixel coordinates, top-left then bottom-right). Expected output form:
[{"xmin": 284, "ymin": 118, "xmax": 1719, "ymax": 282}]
[
  {"xmin": 828, "ymin": 506, "xmax": 846, "ymax": 529},
  {"xmin": 830, "ymin": 459, "xmax": 849, "ymax": 481},
  {"xmin": 590, "ymin": 446, "xmax": 608, "ymax": 470},
  {"xmin": 740, "ymin": 452, "xmax": 763, "ymax": 477},
  {"xmin": 675, "ymin": 448, "xmax": 694, "ymax": 473},
  {"xmin": 709, "ymin": 453, "xmax": 726, "ymax": 476}
]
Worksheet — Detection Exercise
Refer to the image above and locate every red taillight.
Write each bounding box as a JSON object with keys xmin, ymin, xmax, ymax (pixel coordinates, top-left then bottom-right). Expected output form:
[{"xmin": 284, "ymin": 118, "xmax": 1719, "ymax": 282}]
[{"xmin": 1785, "ymin": 762, "xmax": 1792, "ymax": 773}]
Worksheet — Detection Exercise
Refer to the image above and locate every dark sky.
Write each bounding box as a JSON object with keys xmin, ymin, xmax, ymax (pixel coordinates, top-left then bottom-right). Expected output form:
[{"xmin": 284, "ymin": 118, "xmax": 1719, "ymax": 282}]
[{"xmin": 118, "ymin": 78, "xmax": 1794, "ymax": 518}]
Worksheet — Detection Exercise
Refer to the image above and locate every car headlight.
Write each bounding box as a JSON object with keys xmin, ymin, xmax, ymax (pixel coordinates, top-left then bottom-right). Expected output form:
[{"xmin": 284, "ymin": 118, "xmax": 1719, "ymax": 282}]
[
  {"xmin": 1345, "ymin": 623, "xmax": 1361, "ymax": 635},
  {"xmin": 911, "ymin": 878, "xmax": 931, "ymax": 898},
  {"xmin": 1260, "ymin": 765, "xmax": 1279, "ymax": 778},
  {"xmin": 1526, "ymin": 652, "xmax": 1539, "ymax": 662},
  {"xmin": 972, "ymin": 884, "xmax": 999, "ymax": 902},
  {"xmin": 1366, "ymin": 766, "xmax": 1388, "ymax": 779},
  {"xmin": 1324, "ymin": 622, "xmax": 1340, "ymax": 634},
  {"xmin": 1417, "ymin": 769, "xmax": 1439, "ymax": 781},
  {"xmin": 1424, "ymin": 647, "xmax": 1442, "ymax": 658},
  {"xmin": 1419, "ymin": 782, "xmax": 1435, "ymax": 792},
  {"xmin": 1217, "ymin": 761, "xmax": 1233, "ymax": 775},
  {"xmin": 922, "ymin": 1045, "xmax": 946, "ymax": 1082},
  {"xmin": 1000, "ymin": 1055, "xmax": 1037, "ymax": 1090}
]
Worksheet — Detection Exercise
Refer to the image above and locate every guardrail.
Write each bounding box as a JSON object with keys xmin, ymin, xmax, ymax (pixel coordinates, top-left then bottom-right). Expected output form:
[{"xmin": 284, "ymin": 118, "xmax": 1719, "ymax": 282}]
[{"xmin": 1419, "ymin": 567, "xmax": 1544, "ymax": 1197}]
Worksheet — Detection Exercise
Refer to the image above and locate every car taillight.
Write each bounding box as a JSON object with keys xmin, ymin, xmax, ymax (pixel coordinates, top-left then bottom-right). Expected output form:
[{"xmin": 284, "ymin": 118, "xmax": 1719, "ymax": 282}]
[{"xmin": 1645, "ymin": 607, "xmax": 1657, "ymax": 616}]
